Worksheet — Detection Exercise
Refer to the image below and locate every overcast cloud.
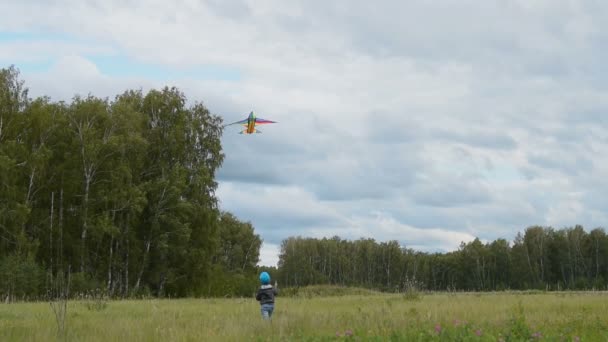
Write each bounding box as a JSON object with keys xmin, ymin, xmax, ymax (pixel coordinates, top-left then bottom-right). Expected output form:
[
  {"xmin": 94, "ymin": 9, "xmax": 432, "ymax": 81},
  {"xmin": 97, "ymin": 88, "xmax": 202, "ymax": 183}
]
[{"xmin": 2, "ymin": 0, "xmax": 607, "ymax": 266}]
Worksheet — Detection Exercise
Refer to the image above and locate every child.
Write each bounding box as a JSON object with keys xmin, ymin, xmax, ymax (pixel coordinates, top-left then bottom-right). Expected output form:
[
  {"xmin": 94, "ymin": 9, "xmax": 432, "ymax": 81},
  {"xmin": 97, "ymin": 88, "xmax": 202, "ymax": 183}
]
[{"xmin": 255, "ymin": 272, "xmax": 278, "ymax": 319}]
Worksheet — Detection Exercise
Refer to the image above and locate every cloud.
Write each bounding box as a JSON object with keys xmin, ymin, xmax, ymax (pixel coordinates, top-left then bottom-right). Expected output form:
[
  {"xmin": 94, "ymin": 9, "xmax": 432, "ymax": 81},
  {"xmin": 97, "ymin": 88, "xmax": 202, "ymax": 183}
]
[
  {"xmin": 2, "ymin": 0, "xmax": 608, "ymax": 267},
  {"xmin": 216, "ymin": 182, "xmax": 347, "ymax": 243},
  {"xmin": 347, "ymin": 212, "xmax": 478, "ymax": 252},
  {"xmin": 0, "ymin": 38, "xmax": 116, "ymax": 63},
  {"xmin": 258, "ymin": 242, "xmax": 280, "ymax": 268}
]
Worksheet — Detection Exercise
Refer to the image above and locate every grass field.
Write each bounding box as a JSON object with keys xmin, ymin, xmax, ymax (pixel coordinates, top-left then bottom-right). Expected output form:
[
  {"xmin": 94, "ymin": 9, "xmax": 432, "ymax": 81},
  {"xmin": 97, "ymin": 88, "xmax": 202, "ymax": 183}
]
[{"xmin": 1, "ymin": 288, "xmax": 607, "ymax": 341}]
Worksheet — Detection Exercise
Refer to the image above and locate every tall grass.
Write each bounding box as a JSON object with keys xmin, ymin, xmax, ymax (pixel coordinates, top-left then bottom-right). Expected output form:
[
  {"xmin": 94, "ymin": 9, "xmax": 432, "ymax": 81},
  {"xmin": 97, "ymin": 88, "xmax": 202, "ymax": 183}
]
[{"xmin": 1, "ymin": 288, "xmax": 607, "ymax": 341}]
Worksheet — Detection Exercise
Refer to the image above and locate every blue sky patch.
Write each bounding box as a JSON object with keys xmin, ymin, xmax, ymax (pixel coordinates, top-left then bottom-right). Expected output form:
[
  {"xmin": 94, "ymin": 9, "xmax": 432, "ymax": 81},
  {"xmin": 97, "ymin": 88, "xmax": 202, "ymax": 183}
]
[
  {"xmin": 1, "ymin": 30, "xmax": 242, "ymax": 82},
  {"xmin": 87, "ymin": 55, "xmax": 242, "ymax": 81},
  {"xmin": 0, "ymin": 30, "xmax": 88, "ymax": 43}
]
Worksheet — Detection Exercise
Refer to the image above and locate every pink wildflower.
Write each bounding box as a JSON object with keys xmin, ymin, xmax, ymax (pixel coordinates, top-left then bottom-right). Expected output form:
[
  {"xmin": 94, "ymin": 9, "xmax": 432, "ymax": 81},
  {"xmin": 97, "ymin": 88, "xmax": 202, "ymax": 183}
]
[
  {"xmin": 475, "ymin": 329, "xmax": 482, "ymax": 336},
  {"xmin": 435, "ymin": 324, "xmax": 442, "ymax": 334}
]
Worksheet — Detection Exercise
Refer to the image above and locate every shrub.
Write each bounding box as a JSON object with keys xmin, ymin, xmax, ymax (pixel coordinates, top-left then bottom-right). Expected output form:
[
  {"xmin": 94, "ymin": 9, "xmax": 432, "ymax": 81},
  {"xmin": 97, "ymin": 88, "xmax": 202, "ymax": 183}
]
[{"xmin": 0, "ymin": 255, "xmax": 44, "ymax": 301}]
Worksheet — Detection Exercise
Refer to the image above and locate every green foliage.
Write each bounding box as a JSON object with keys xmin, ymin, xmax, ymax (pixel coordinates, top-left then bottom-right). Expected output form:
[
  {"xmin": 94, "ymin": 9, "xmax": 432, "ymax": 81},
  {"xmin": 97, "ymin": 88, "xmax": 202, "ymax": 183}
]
[
  {"xmin": 277, "ymin": 226, "xmax": 608, "ymax": 293},
  {"xmin": 47, "ymin": 268, "xmax": 71, "ymax": 339},
  {"xmin": 69, "ymin": 273, "xmax": 102, "ymax": 296},
  {"xmin": 205, "ymin": 265, "xmax": 258, "ymax": 297},
  {"xmin": 0, "ymin": 65, "xmax": 255, "ymax": 300},
  {"xmin": 401, "ymin": 276, "xmax": 424, "ymax": 301},
  {"xmin": 82, "ymin": 288, "xmax": 109, "ymax": 312},
  {"xmin": 503, "ymin": 301, "xmax": 531, "ymax": 341},
  {"xmin": 0, "ymin": 255, "xmax": 44, "ymax": 301}
]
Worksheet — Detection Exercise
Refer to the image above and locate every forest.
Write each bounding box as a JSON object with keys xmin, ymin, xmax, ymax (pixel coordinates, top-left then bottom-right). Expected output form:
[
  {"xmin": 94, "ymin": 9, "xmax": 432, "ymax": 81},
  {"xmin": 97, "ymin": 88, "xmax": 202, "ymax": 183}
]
[
  {"xmin": 277, "ymin": 225, "xmax": 607, "ymax": 292},
  {"xmin": 1, "ymin": 65, "xmax": 606, "ymax": 301},
  {"xmin": 0, "ymin": 65, "xmax": 261, "ymax": 300}
]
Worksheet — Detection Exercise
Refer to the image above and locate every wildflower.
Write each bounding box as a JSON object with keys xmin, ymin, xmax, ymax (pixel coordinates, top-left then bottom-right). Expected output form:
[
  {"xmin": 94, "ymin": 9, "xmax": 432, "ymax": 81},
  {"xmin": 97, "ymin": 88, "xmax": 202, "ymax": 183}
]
[
  {"xmin": 453, "ymin": 319, "xmax": 461, "ymax": 327},
  {"xmin": 435, "ymin": 324, "xmax": 442, "ymax": 334},
  {"xmin": 336, "ymin": 331, "xmax": 342, "ymax": 337},
  {"xmin": 475, "ymin": 329, "xmax": 482, "ymax": 336},
  {"xmin": 345, "ymin": 330, "xmax": 353, "ymax": 337}
]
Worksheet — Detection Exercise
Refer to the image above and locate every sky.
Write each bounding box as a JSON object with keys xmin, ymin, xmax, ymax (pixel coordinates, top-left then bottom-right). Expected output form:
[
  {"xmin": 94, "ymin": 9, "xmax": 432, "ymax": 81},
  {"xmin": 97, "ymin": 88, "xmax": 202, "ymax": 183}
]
[{"xmin": 2, "ymin": 0, "xmax": 607, "ymax": 267}]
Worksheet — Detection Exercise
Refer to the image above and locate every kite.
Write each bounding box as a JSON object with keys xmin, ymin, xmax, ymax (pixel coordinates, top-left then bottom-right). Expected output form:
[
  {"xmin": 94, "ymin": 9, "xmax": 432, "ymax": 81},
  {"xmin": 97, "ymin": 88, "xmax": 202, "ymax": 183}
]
[{"xmin": 223, "ymin": 111, "xmax": 277, "ymax": 134}]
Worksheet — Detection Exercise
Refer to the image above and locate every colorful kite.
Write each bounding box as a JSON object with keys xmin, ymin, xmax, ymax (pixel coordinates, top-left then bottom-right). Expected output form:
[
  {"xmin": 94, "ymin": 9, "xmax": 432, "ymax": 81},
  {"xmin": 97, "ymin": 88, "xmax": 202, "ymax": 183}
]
[{"xmin": 224, "ymin": 111, "xmax": 277, "ymax": 134}]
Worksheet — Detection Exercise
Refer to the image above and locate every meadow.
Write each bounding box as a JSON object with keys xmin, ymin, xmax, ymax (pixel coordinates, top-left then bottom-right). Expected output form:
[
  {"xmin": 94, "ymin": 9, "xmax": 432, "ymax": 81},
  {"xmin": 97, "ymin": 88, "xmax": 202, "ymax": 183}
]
[{"xmin": 1, "ymin": 287, "xmax": 607, "ymax": 341}]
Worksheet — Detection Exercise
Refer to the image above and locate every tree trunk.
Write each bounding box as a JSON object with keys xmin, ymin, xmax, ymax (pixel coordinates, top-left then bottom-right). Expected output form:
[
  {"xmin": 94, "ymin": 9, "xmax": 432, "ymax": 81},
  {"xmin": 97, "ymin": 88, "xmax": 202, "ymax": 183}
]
[
  {"xmin": 125, "ymin": 236, "xmax": 130, "ymax": 297},
  {"xmin": 134, "ymin": 239, "xmax": 151, "ymax": 292},
  {"xmin": 124, "ymin": 213, "xmax": 130, "ymax": 297},
  {"xmin": 241, "ymin": 239, "xmax": 255, "ymax": 272},
  {"xmin": 59, "ymin": 187, "xmax": 64, "ymax": 270},
  {"xmin": 49, "ymin": 191, "xmax": 54, "ymax": 276},
  {"xmin": 567, "ymin": 242, "xmax": 574, "ymax": 287},
  {"xmin": 107, "ymin": 236, "xmax": 113, "ymax": 294},
  {"xmin": 385, "ymin": 251, "xmax": 391, "ymax": 288},
  {"xmin": 595, "ymin": 238, "xmax": 600, "ymax": 281},
  {"xmin": 525, "ymin": 245, "xmax": 534, "ymax": 284},
  {"xmin": 26, "ymin": 167, "xmax": 36, "ymax": 205},
  {"xmin": 80, "ymin": 172, "xmax": 91, "ymax": 273}
]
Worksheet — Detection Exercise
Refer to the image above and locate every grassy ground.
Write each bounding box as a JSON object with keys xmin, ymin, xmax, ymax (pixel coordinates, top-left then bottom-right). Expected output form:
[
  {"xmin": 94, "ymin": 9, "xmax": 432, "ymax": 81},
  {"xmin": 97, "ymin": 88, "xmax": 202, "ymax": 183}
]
[{"xmin": 1, "ymin": 289, "xmax": 607, "ymax": 341}]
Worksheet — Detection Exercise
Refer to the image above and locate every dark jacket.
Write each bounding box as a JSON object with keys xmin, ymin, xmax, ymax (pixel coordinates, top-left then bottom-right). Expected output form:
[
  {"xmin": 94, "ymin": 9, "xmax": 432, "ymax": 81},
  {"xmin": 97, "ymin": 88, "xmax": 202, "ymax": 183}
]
[{"xmin": 256, "ymin": 285, "xmax": 278, "ymax": 305}]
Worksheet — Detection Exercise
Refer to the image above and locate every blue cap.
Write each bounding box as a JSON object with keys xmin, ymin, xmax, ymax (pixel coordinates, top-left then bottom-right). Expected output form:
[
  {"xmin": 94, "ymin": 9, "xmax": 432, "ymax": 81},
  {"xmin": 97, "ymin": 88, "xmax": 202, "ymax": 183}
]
[{"xmin": 260, "ymin": 272, "xmax": 270, "ymax": 285}]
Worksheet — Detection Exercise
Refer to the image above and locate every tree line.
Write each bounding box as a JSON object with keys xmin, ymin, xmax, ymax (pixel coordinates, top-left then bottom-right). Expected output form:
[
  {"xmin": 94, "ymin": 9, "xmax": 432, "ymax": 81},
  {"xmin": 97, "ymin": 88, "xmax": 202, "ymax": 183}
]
[
  {"xmin": 276, "ymin": 225, "xmax": 608, "ymax": 292},
  {"xmin": 0, "ymin": 65, "xmax": 262, "ymax": 300}
]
